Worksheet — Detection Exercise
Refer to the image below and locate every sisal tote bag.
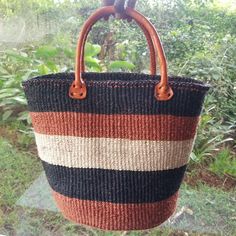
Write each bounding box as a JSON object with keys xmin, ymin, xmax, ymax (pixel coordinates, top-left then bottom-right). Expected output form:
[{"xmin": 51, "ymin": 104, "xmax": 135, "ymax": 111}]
[{"xmin": 23, "ymin": 6, "xmax": 210, "ymax": 231}]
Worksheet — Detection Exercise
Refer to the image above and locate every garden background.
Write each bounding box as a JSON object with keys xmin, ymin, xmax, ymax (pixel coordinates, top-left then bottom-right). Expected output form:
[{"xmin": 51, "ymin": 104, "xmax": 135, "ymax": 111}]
[{"xmin": 0, "ymin": 0, "xmax": 235, "ymax": 235}]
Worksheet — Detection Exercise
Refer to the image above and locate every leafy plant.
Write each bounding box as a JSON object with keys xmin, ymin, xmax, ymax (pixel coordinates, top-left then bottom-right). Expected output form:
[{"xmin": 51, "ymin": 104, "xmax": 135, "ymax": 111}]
[
  {"xmin": 209, "ymin": 149, "xmax": 236, "ymax": 178},
  {"xmin": 84, "ymin": 42, "xmax": 102, "ymax": 72},
  {"xmin": 190, "ymin": 106, "xmax": 234, "ymax": 164},
  {"xmin": 109, "ymin": 60, "xmax": 135, "ymax": 71},
  {"xmin": 0, "ymin": 39, "xmax": 97, "ymax": 122}
]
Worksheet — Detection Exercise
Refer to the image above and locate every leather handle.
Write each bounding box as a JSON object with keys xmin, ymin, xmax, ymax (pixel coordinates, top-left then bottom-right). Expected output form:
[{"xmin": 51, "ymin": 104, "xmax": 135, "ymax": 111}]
[
  {"xmin": 69, "ymin": 6, "xmax": 173, "ymax": 101},
  {"xmin": 81, "ymin": 19, "xmax": 157, "ymax": 75}
]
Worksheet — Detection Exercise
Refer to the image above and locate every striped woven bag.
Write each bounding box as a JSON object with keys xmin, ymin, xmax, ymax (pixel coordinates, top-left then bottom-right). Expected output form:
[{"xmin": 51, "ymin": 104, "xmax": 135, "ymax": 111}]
[{"xmin": 23, "ymin": 6, "xmax": 210, "ymax": 231}]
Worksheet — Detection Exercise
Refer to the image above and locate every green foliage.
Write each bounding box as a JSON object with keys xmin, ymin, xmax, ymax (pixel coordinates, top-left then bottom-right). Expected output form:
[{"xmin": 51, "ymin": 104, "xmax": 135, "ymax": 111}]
[
  {"xmin": 0, "ymin": 38, "xmax": 104, "ymax": 122},
  {"xmin": 0, "ymin": 136, "xmax": 42, "ymax": 233},
  {"xmin": 85, "ymin": 43, "xmax": 101, "ymax": 57},
  {"xmin": 35, "ymin": 45, "xmax": 59, "ymax": 59},
  {"xmin": 84, "ymin": 43, "xmax": 102, "ymax": 71},
  {"xmin": 190, "ymin": 106, "xmax": 234, "ymax": 164},
  {"xmin": 109, "ymin": 60, "xmax": 135, "ymax": 71},
  {"xmin": 180, "ymin": 183, "xmax": 236, "ymax": 235},
  {"xmin": 0, "ymin": 1, "xmax": 236, "ymax": 234},
  {"xmin": 209, "ymin": 149, "xmax": 236, "ymax": 177}
]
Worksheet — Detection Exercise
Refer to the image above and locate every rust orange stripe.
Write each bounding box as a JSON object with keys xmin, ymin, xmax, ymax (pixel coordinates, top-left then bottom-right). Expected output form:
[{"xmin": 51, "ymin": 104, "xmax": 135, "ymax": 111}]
[
  {"xmin": 52, "ymin": 190, "xmax": 178, "ymax": 230},
  {"xmin": 30, "ymin": 112, "xmax": 199, "ymax": 141}
]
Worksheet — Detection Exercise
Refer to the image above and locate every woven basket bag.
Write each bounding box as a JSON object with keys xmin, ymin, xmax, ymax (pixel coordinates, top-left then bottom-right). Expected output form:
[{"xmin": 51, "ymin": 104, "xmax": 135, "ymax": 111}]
[{"xmin": 22, "ymin": 6, "xmax": 210, "ymax": 231}]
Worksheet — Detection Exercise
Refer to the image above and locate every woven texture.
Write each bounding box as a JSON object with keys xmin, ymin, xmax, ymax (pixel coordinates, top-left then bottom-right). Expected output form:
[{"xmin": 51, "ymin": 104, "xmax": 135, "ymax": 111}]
[{"xmin": 23, "ymin": 72, "xmax": 210, "ymax": 230}]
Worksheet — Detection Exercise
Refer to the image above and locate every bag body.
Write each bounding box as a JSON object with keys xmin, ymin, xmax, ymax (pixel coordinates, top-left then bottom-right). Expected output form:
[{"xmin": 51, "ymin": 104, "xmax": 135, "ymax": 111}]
[
  {"xmin": 23, "ymin": 4, "xmax": 210, "ymax": 231},
  {"xmin": 23, "ymin": 72, "xmax": 209, "ymax": 230}
]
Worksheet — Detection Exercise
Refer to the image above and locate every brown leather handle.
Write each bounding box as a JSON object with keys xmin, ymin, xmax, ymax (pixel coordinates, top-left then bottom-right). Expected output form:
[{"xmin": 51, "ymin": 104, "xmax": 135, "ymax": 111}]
[
  {"xmin": 70, "ymin": 6, "xmax": 173, "ymax": 101},
  {"xmin": 87, "ymin": 1, "xmax": 155, "ymax": 72},
  {"xmin": 81, "ymin": 19, "xmax": 157, "ymax": 75}
]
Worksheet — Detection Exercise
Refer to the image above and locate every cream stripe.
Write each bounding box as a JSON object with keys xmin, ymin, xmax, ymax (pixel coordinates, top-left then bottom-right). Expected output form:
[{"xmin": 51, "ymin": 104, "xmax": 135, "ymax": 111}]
[{"xmin": 34, "ymin": 133, "xmax": 194, "ymax": 171}]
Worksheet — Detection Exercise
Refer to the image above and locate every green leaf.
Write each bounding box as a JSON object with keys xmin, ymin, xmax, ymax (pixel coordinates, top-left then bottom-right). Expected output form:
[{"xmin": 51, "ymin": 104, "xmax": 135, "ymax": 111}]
[
  {"xmin": 0, "ymin": 93, "xmax": 10, "ymax": 100},
  {"xmin": 85, "ymin": 56, "xmax": 102, "ymax": 71},
  {"xmin": 109, "ymin": 61, "xmax": 135, "ymax": 71},
  {"xmin": 37, "ymin": 64, "xmax": 50, "ymax": 75},
  {"xmin": 11, "ymin": 96, "xmax": 27, "ymax": 105},
  {"xmin": 0, "ymin": 88, "xmax": 21, "ymax": 95},
  {"xmin": 85, "ymin": 43, "xmax": 101, "ymax": 57},
  {"xmin": 190, "ymin": 152, "xmax": 199, "ymax": 162},
  {"xmin": 63, "ymin": 48, "xmax": 75, "ymax": 58},
  {"xmin": 18, "ymin": 111, "xmax": 29, "ymax": 122},
  {"xmin": 5, "ymin": 50, "xmax": 31, "ymax": 62},
  {"xmin": 35, "ymin": 46, "xmax": 59, "ymax": 59},
  {"xmin": 21, "ymin": 70, "xmax": 34, "ymax": 81},
  {"xmin": 209, "ymin": 149, "xmax": 236, "ymax": 177},
  {"xmin": 45, "ymin": 61, "xmax": 59, "ymax": 73},
  {"xmin": 2, "ymin": 110, "xmax": 13, "ymax": 121}
]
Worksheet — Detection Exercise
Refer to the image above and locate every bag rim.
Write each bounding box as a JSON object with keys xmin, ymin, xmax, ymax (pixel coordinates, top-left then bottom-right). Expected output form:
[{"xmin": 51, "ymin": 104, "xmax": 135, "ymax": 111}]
[{"xmin": 22, "ymin": 72, "xmax": 211, "ymax": 92}]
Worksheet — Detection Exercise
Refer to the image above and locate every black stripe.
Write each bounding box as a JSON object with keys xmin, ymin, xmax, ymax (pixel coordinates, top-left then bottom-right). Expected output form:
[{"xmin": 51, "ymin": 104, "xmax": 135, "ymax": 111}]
[
  {"xmin": 42, "ymin": 161, "xmax": 186, "ymax": 203},
  {"xmin": 23, "ymin": 72, "xmax": 209, "ymax": 116}
]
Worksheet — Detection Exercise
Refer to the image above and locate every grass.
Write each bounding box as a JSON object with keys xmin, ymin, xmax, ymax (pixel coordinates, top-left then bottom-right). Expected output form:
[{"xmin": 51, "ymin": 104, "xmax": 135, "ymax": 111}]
[
  {"xmin": 209, "ymin": 149, "xmax": 236, "ymax": 177},
  {"xmin": 0, "ymin": 137, "xmax": 42, "ymax": 234},
  {"xmin": 177, "ymin": 184, "xmax": 236, "ymax": 235}
]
